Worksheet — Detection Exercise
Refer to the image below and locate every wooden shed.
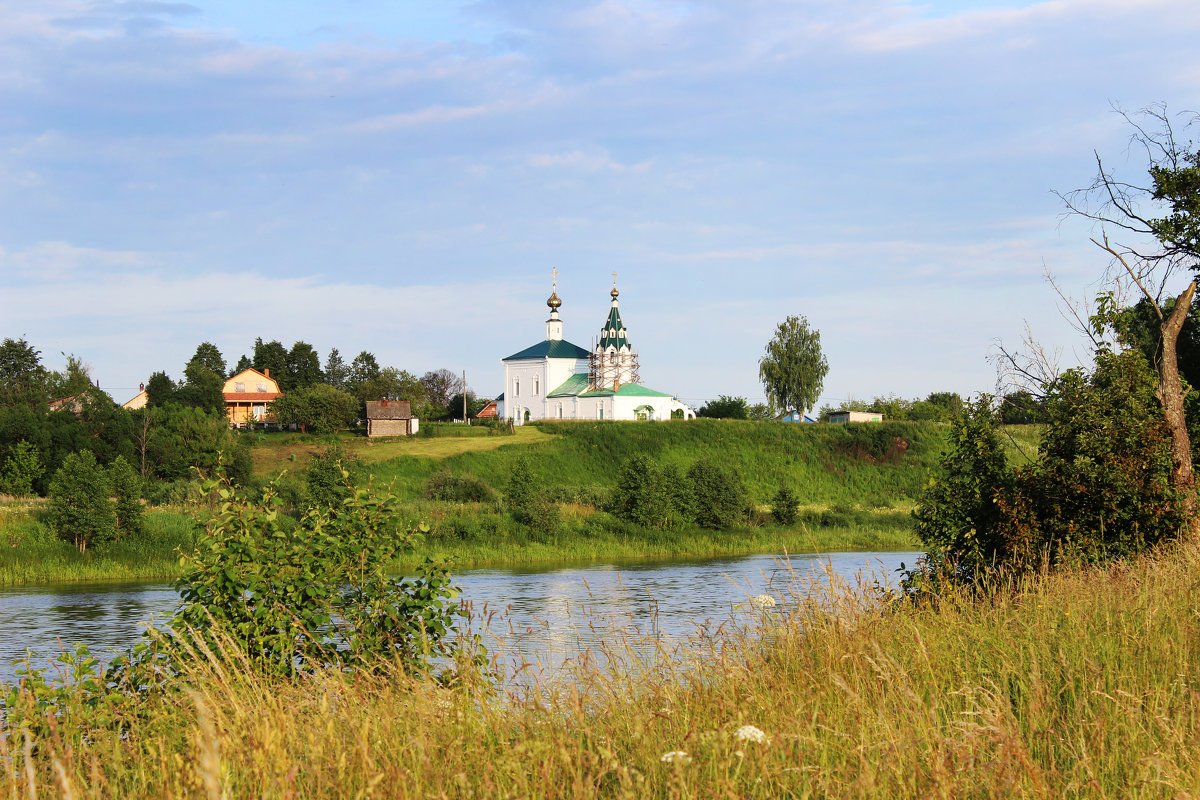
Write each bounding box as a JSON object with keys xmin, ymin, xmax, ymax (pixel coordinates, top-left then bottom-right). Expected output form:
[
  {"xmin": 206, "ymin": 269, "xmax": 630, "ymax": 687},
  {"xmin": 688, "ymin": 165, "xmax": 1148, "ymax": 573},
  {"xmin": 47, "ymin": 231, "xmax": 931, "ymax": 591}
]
[{"xmin": 365, "ymin": 400, "xmax": 419, "ymax": 437}]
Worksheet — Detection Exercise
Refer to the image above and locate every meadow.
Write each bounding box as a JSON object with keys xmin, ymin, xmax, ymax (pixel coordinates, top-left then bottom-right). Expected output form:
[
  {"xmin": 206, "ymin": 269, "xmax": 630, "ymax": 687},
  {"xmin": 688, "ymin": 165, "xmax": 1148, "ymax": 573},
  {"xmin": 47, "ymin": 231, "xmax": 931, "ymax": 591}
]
[{"xmin": 7, "ymin": 534, "xmax": 1198, "ymax": 798}]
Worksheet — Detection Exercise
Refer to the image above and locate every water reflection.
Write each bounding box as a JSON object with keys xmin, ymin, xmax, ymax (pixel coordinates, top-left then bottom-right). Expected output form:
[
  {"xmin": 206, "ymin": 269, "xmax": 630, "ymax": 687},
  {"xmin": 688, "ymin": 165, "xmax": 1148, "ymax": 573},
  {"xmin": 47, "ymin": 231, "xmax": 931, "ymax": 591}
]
[{"xmin": 0, "ymin": 551, "xmax": 917, "ymax": 684}]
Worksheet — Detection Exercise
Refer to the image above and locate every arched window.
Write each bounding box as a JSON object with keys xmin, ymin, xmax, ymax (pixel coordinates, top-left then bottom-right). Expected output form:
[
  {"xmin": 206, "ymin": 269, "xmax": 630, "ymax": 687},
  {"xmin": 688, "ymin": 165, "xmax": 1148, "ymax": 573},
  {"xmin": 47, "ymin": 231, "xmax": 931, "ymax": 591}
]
[
  {"xmin": 515, "ymin": 378, "xmax": 520, "ymax": 396},
  {"xmin": 534, "ymin": 377, "xmax": 540, "ymax": 396}
]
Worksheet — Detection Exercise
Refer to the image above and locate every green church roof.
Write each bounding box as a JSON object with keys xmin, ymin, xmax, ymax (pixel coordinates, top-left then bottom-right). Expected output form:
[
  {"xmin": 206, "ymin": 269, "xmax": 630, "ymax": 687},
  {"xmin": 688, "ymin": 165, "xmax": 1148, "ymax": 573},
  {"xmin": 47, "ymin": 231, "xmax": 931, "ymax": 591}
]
[
  {"xmin": 598, "ymin": 304, "xmax": 629, "ymax": 351},
  {"xmin": 503, "ymin": 339, "xmax": 591, "ymax": 361},
  {"xmin": 547, "ymin": 373, "xmax": 591, "ymax": 397},
  {"xmin": 579, "ymin": 382, "xmax": 674, "ymax": 398}
]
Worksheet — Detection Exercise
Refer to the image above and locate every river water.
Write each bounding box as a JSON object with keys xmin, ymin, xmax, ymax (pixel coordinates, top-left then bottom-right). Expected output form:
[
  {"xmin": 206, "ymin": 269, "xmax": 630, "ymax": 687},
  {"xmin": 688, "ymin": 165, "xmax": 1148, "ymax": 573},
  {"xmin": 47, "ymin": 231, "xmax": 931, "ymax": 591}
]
[{"xmin": 0, "ymin": 550, "xmax": 917, "ymax": 685}]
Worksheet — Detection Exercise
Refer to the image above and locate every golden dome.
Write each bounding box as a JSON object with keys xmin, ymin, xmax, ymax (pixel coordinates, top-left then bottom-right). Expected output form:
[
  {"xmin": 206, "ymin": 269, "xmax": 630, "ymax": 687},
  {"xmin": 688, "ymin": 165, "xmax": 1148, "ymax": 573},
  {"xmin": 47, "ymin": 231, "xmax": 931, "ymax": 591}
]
[{"xmin": 547, "ymin": 291, "xmax": 562, "ymax": 310}]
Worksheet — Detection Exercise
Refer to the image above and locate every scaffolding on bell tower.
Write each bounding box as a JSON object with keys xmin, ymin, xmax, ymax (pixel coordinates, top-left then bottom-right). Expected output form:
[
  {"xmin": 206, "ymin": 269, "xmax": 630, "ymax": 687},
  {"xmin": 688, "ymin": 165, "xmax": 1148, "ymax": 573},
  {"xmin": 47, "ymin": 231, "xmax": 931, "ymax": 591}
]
[{"xmin": 589, "ymin": 337, "xmax": 640, "ymax": 391}]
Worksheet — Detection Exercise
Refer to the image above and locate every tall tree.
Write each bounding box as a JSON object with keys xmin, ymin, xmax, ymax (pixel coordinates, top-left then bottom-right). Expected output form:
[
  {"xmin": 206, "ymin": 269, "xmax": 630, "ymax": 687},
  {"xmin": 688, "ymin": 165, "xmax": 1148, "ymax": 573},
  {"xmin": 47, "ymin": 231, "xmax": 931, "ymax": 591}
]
[
  {"xmin": 0, "ymin": 338, "xmax": 47, "ymax": 406},
  {"xmin": 287, "ymin": 341, "xmax": 323, "ymax": 389},
  {"xmin": 420, "ymin": 369, "xmax": 461, "ymax": 410},
  {"xmin": 144, "ymin": 371, "xmax": 177, "ymax": 408},
  {"xmin": 1059, "ymin": 104, "xmax": 1200, "ymax": 530},
  {"xmin": 324, "ymin": 348, "xmax": 349, "ymax": 389},
  {"xmin": 758, "ymin": 315, "xmax": 829, "ymax": 417},
  {"xmin": 186, "ymin": 342, "xmax": 226, "ymax": 379},
  {"xmin": 348, "ymin": 351, "xmax": 381, "ymax": 392},
  {"xmin": 252, "ymin": 338, "xmax": 290, "ymax": 389}
]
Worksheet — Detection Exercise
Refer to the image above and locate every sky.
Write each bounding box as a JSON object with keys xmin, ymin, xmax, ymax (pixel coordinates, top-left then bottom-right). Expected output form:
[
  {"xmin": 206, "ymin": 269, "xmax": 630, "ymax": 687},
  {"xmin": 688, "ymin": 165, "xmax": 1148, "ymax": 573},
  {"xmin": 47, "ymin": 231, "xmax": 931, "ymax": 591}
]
[{"xmin": 2, "ymin": 0, "xmax": 1199, "ymax": 410}]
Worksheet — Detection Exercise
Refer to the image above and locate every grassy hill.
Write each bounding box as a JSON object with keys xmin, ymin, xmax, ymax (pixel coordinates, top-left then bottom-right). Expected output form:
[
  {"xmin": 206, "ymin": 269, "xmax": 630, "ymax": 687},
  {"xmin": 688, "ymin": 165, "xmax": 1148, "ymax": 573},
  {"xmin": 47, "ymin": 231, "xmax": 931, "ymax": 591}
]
[{"xmin": 357, "ymin": 419, "xmax": 949, "ymax": 507}]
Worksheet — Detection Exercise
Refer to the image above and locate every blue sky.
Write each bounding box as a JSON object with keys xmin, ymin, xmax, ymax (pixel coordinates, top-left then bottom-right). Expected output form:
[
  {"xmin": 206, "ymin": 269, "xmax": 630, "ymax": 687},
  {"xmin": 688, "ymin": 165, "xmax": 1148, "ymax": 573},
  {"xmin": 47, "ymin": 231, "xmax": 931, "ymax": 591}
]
[{"xmin": 2, "ymin": 0, "xmax": 1199, "ymax": 409}]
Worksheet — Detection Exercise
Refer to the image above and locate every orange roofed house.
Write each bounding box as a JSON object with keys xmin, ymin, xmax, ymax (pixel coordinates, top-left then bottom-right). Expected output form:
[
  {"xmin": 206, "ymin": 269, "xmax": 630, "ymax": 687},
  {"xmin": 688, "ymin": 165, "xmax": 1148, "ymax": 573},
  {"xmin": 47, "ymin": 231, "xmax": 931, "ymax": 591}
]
[{"xmin": 223, "ymin": 368, "xmax": 282, "ymax": 428}]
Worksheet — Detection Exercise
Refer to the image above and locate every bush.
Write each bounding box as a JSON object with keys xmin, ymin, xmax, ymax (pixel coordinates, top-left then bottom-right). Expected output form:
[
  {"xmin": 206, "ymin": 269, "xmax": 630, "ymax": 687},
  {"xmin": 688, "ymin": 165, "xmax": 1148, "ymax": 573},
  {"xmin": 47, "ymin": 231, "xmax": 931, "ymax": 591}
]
[
  {"xmin": 48, "ymin": 450, "xmax": 116, "ymax": 553},
  {"xmin": 108, "ymin": 455, "xmax": 145, "ymax": 537},
  {"xmin": 913, "ymin": 351, "xmax": 1185, "ymax": 584},
  {"xmin": 771, "ymin": 486, "xmax": 798, "ymax": 526},
  {"xmin": 305, "ymin": 445, "xmax": 358, "ymax": 511},
  {"xmin": 424, "ymin": 470, "xmax": 498, "ymax": 503},
  {"xmin": 505, "ymin": 456, "xmax": 560, "ymax": 534},
  {"xmin": 1, "ymin": 439, "xmax": 43, "ymax": 497},
  {"xmin": 146, "ymin": 474, "xmax": 469, "ymax": 678},
  {"xmin": 688, "ymin": 456, "xmax": 749, "ymax": 530},
  {"xmin": 610, "ymin": 454, "xmax": 693, "ymax": 530}
]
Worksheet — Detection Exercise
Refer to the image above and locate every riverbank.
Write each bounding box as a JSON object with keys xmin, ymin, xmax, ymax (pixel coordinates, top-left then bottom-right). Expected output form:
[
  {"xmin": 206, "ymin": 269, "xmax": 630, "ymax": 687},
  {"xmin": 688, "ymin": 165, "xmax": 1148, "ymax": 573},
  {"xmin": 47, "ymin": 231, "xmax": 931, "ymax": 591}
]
[
  {"xmin": 0, "ymin": 501, "xmax": 918, "ymax": 586},
  {"xmin": 8, "ymin": 534, "xmax": 1198, "ymax": 797}
]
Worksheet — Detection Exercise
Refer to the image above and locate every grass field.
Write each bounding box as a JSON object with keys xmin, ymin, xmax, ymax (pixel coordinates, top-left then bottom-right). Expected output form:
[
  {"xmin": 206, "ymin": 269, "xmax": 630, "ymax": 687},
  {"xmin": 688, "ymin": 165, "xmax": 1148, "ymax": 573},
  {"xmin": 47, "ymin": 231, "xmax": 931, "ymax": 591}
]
[{"xmin": 8, "ymin": 534, "xmax": 1199, "ymax": 798}]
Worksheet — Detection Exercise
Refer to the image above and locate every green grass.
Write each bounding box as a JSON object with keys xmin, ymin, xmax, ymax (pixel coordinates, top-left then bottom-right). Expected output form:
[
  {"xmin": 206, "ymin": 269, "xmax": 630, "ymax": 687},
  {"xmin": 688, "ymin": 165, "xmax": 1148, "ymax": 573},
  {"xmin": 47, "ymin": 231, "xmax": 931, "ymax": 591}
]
[
  {"xmin": 8, "ymin": 536, "xmax": 1200, "ymax": 797},
  {"xmin": 0, "ymin": 504, "xmax": 196, "ymax": 586}
]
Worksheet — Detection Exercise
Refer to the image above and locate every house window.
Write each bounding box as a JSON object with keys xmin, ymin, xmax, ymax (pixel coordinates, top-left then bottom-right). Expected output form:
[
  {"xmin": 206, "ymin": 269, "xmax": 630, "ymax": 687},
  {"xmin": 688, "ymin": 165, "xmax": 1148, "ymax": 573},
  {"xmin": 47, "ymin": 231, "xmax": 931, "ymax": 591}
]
[
  {"xmin": 234, "ymin": 382, "xmax": 245, "ymax": 393},
  {"xmin": 256, "ymin": 382, "xmax": 268, "ymax": 392}
]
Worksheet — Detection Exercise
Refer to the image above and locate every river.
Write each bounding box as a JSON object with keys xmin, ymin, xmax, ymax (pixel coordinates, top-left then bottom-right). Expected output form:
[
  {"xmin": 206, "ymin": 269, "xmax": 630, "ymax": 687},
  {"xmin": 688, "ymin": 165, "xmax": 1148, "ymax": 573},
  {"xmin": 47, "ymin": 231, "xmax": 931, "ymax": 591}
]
[{"xmin": 0, "ymin": 550, "xmax": 918, "ymax": 685}]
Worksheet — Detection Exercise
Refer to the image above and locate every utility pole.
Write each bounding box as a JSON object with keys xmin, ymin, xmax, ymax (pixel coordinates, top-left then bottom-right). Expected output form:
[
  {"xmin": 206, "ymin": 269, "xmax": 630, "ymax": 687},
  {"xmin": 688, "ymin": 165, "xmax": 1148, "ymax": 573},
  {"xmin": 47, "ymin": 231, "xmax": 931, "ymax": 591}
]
[{"xmin": 462, "ymin": 370, "xmax": 468, "ymax": 424}]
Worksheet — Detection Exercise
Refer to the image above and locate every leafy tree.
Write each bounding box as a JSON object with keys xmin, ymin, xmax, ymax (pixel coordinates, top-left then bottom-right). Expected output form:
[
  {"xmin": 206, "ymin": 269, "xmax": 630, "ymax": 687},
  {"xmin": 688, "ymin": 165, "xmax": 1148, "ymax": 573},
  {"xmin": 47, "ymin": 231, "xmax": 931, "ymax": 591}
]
[
  {"xmin": 999, "ymin": 391, "xmax": 1045, "ymax": 424},
  {"xmin": 144, "ymin": 371, "xmax": 177, "ymax": 407},
  {"xmin": 287, "ymin": 341, "xmax": 323, "ymax": 389},
  {"xmin": 46, "ymin": 354, "xmax": 94, "ymax": 401},
  {"xmin": 1059, "ymin": 104, "xmax": 1200, "ymax": 527},
  {"xmin": 759, "ymin": 315, "xmax": 829, "ymax": 417},
  {"xmin": 49, "ymin": 451, "xmax": 116, "ymax": 553},
  {"xmin": 269, "ymin": 384, "xmax": 357, "ymax": 434},
  {"xmin": 233, "ymin": 354, "xmax": 253, "ymax": 374},
  {"xmin": 178, "ymin": 363, "xmax": 225, "ymax": 416},
  {"xmin": 746, "ymin": 402, "xmax": 775, "ymax": 421},
  {"xmin": 926, "ymin": 391, "xmax": 964, "ymax": 418},
  {"xmin": 186, "ymin": 342, "xmax": 226, "ymax": 379},
  {"xmin": 688, "ymin": 456, "xmax": 748, "ymax": 530},
  {"xmin": 911, "ymin": 398, "xmax": 1014, "ymax": 583},
  {"xmin": 447, "ymin": 391, "xmax": 488, "ymax": 421},
  {"xmin": 323, "ymin": 348, "xmax": 349, "ymax": 389},
  {"xmin": 771, "ymin": 486, "xmax": 798, "ymax": 526},
  {"xmin": 348, "ymin": 351, "xmax": 381, "ymax": 392},
  {"xmin": 1, "ymin": 440, "xmax": 43, "ymax": 497},
  {"xmin": 611, "ymin": 454, "xmax": 692, "ymax": 530},
  {"xmin": 108, "ymin": 455, "xmax": 145, "ymax": 537},
  {"xmin": 253, "ymin": 338, "xmax": 290, "ymax": 390},
  {"xmin": 505, "ymin": 456, "xmax": 560, "ymax": 533},
  {"xmin": 0, "ymin": 338, "xmax": 47, "ymax": 406},
  {"xmin": 421, "ymin": 369, "xmax": 462, "ymax": 419},
  {"xmin": 305, "ymin": 445, "xmax": 357, "ymax": 511},
  {"xmin": 164, "ymin": 474, "xmax": 466, "ymax": 677},
  {"xmin": 698, "ymin": 395, "xmax": 750, "ymax": 419}
]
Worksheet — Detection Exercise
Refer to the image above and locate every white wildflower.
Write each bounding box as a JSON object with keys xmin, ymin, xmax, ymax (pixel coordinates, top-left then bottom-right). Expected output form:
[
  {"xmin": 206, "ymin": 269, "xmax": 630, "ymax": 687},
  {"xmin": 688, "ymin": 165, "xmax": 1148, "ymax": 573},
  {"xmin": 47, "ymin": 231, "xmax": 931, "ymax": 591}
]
[
  {"xmin": 750, "ymin": 594, "xmax": 777, "ymax": 609},
  {"xmin": 733, "ymin": 725, "xmax": 770, "ymax": 744},
  {"xmin": 660, "ymin": 751, "xmax": 691, "ymax": 764}
]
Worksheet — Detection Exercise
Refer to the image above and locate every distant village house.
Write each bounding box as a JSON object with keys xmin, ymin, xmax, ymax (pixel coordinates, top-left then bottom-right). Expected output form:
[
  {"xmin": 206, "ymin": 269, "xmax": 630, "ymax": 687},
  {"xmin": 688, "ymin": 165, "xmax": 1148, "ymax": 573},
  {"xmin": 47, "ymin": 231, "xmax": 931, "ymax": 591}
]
[
  {"xmin": 365, "ymin": 400, "xmax": 419, "ymax": 437},
  {"xmin": 827, "ymin": 410, "xmax": 884, "ymax": 424},
  {"xmin": 223, "ymin": 367, "xmax": 282, "ymax": 428}
]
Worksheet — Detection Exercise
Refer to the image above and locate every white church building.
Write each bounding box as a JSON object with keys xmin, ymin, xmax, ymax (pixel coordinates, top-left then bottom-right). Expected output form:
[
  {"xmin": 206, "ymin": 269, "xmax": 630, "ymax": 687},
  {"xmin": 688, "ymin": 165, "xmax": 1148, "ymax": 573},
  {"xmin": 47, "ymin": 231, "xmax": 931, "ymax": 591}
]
[{"xmin": 496, "ymin": 280, "xmax": 696, "ymax": 424}]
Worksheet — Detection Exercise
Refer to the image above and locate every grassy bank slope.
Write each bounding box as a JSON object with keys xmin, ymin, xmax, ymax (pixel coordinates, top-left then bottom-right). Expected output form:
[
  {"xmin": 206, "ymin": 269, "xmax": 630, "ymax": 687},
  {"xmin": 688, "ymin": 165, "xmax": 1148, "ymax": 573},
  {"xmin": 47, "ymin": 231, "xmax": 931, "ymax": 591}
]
[
  {"xmin": 10, "ymin": 540, "xmax": 1199, "ymax": 798},
  {"xmin": 365, "ymin": 419, "xmax": 947, "ymax": 504}
]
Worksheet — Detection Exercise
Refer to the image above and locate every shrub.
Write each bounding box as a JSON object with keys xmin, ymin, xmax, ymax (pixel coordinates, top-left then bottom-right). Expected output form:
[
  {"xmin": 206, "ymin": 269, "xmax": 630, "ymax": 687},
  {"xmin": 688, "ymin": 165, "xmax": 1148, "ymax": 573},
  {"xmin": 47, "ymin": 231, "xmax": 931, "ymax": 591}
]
[
  {"xmin": 48, "ymin": 450, "xmax": 116, "ymax": 553},
  {"xmin": 688, "ymin": 456, "xmax": 749, "ymax": 530},
  {"xmin": 305, "ymin": 445, "xmax": 358, "ymax": 510},
  {"xmin": 424, "ymin": 470, "xmax": 498, "ymax": 503},
  {"xmin": 771, "ymin": 486, "xmax": 798, "ymax": 526},
  {"xmin": 505, "ymin": 456, "xmax": 560, "ymax": 534},
  {"xmin": 1, "ymin": 440, "xmax": 43, "ymax": 497},
  {"xmin": 914, "ymin": 351, "xmax": 1185, "ymax": 583},
  {"xmin": 153, "ymin": 474, "xmax": 468, "ymax": 678},
  {"xmin": 108, "ymin": 455, "xmax": 145, "ymax": 537},
  {"xmin": 610, "ymin": 454, "xmax": 693, "ymax": 530}
]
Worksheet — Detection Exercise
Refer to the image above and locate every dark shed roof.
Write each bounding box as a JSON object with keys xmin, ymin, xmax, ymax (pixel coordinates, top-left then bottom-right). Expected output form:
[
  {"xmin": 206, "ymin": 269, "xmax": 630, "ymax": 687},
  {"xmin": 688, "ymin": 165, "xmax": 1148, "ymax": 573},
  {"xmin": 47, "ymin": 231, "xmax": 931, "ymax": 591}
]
[{"xmin": 365, "ymin": 400, "xmax": 413, "ymax": 420}]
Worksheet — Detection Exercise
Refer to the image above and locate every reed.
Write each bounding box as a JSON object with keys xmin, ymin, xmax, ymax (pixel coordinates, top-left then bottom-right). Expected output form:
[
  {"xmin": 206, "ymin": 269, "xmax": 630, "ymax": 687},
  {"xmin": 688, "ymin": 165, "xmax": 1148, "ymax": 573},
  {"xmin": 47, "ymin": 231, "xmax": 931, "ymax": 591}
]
[{"xmin": 7, "ymin": 540, "xmax": 1200, "ymax": 798}]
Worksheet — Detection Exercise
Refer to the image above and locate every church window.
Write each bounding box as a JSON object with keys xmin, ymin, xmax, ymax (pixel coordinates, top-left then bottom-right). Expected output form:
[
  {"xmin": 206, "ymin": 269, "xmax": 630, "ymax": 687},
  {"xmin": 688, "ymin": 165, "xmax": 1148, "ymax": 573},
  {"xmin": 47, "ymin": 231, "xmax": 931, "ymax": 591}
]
[
  {"xmin": 515, "ymin": 379, "xmax": 520, "ymax": 396},
  {"xmin": 558, "ymin": 404, "xmax": 563, "ymax": 419},
  {"xmin": 534, "ymin": 377, "xmax": 539, "ymax": 396}
]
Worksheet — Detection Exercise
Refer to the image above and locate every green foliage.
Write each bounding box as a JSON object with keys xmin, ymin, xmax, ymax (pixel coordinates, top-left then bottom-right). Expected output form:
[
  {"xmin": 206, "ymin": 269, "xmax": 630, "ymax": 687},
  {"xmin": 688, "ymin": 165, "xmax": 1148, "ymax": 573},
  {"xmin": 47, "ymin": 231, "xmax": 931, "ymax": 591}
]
[
  {"xmin": 610, "ymin": 454, "xmax": 693, "ymax": 530},
  {"xmin": 999, "ymin": 390, "xmax": 1046, "ymax": 425},
  {"xmin": 108, "ymin": 455, "xmax": 145, "ymax": 537},
  {"xmin": 912, "ymin": 398, "xmax": 1014, "ymax": 582},
  {"xmin": 698, "ymin": 395, "xmax": 750, "ymax": 419},
  {"xmin": 49, "ymin": 450, "xmax": 117, "ymax": 553},
  {"xmin": 687, "ymin": 456, "xmax": 749, "ymax": 530},
  {"xmin": 252, "ymin": 338, "xmax": 291, "ymax": 390},
  {"xmin": 0, "ymin": 337, "xmax": 47, "ymax": 406},
  {"xmin": 771, "ymin": 486, "xmax": 798, "ymax": 526},
  {"xmin": 324, "ymin": 347, "xmax": 349, "ymax": 389},
  {"xmin": 144, "ymin": 371, "xmax": 177, "ymax": 407},
  {"xmin": 1, "ymin": 439, "xmax": 43, "ymax": 497},
  {"xmin": 504, "ymin": 456, "xmax": 560, "ymax": 533},
  {"xmin": 758, "ymin": 314, "xmax": 829, "ymax": 415},
  {"xmin": 269, "ymin": 383, "xmax": 357, "ymax": 434},
  {"xmin": 305, "ymin": 445, "xmax": 357, "ymax": 510},
  {"xmin": 423, "ymin": 469, "xmax": 498, "ymax": 503},
  {"xmin": 914, "ymin": 352, "xmax": 1186, "ymax": 584},
  {"xmin": 164, "ymin": 475, "xmax": 467, "ymax": 677}
]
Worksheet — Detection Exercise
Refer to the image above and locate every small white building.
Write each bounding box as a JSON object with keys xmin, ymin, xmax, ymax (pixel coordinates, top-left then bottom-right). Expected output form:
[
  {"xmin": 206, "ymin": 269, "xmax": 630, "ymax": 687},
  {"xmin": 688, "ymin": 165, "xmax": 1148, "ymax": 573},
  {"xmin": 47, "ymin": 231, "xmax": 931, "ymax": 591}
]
[
  {"xmin": 827, "ymin": 410, "xmax": 884, "ymax": 424},
  {"xmin": 497, "ymin": 281, "xmax": 695, "ymax": 424}
]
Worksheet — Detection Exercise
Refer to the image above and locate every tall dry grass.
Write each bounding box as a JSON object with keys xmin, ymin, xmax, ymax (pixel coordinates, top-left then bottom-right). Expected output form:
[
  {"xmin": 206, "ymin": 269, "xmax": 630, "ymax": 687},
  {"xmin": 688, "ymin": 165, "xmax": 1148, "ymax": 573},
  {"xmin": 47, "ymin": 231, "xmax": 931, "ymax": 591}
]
[{"xmin": 6, "ymin": 542, "xmax": 1200, "ymax": 798}]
